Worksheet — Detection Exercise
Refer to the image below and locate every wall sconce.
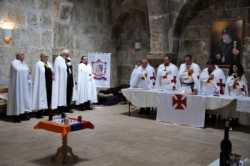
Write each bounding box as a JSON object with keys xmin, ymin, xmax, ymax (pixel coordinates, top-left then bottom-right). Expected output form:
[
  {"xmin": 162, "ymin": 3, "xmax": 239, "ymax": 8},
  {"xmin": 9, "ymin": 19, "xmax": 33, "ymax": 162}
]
[{"xmin": 0, "ymin": 20, "xmax": 16, "ymax": 44}]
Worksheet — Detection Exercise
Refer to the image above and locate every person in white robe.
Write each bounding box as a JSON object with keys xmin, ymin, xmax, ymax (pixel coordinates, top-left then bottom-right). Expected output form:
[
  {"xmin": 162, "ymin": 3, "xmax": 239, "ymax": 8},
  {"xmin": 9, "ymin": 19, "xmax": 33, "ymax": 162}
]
[
  {"xmin": 32, "ymin": 53, "xmax": 53, "ymax": 117},
  {"xmin": 7, "ymin": 52, "xmax": 32, "ymax": 122},
  {"xmin": 199, "ymin": 60, "xmax": 226, "ymax": 124},
  {"xmin": 76, "ymin": 56, "xmax": 97, "ymax": 110},
  {"xmin": 179, "ymin": 54, "xmax": 200, "ymax": 94},
  {"xmin": 199, "ymin": 60, "xmax": 226, "ymax": 96},
  {"xmin": 226, "ymin": 64, "xmax": 249, "ymax": 126},
  {"xmin": 155, "ymin": 55, "xmax": 180, "ymax": 90},
  {"xmin": 226, "ymin": 64, "xmax": 248, "ymax": 96},
  {"xmin": 51, "ymin": 49, "xmax": 68, "ymax": 111},
  {"xmin": 129, "ymin": 60, "xmax": 141, "ymax": 87},
  {"xmin": 130, "ymin": 58, "xmax": 155, "ymax": 89},
  {"xmin": 130, "ymin": 58, "xmax": 156, "ymax": 114}
]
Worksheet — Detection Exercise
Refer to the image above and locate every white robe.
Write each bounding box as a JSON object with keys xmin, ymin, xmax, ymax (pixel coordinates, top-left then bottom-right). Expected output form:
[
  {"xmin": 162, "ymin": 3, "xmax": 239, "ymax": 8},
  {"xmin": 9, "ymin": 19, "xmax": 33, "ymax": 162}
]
[
  {"xmin": 51, "ymin": 56, "xmax": 67, "ymax": 109},
  {"xmin": 129, "ymin": 65, "xmax": 140, "ymax": 87},
  {"xmin": 130, "ymin": 65, "xmax": 155, "ymax": 89},
  {"xmin": 199, "ymin": 66, "xmax": 226, "ymax": 96},
  {"xmin": 155, "ymin": 63, "xmax": 180, "ymax": 90},
  {"xmin": 225, "ymin": 74, "xmax": 249, "ymax": 125},
  {"xmin": 7, "ymin": 59, "xmax": 32, "ymax": 116},
  {"xmin": 76, "ymin": 63, "xmax": 97, "ymax": 105},
  {"xmin": 179, "ymin": 63, "xmax": 200, "ymax": 92},
  {"xmin": 226, "ymin": 75, "xmax": 248, "ymax": 97},
  {"xmin": 32, "ymin": 61, "xmax": 53, "ymax": 111}
]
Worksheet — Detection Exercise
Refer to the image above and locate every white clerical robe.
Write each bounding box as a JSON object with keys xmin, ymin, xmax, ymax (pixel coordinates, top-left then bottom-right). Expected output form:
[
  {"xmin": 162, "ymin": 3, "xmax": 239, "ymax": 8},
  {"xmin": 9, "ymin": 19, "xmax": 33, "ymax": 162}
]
[
  {"xmin": 51, "ymin": 56, "xmax": 67, "ymax": 109},
  {"xmin": 179, "ymin": 63, "xmax": 200, "ymax": 92},
  {"xmin": 32, "ymin": 61, "xmax": 53, "ymax": 111},
  {"xmin": 225, "ymin": 75, "xmax": 249, "ymax": 125},
  {"xmin": 155, "ymin": 63, "xmax": 180, "ymax": 90},
  {"xmin": 199, "ymin": 66, "xmax": 226, "ymax": 95},
  {"xmin": 76, "ymin": 63, "xmax": 97, "ymax": 105},
  {"xmin": 129, "ymin": 65, "xmax": 140, "ymax": 87},
  {"xmin": 226, "ymin": 75, "xmax": 248, "ymax": 96},
  {"xmin": 130, "ymin": 65, "xmax": 155, "ymax": 89},
  {"xmin": 7, "ymin": 59, "xmax": 32, "ymax": 116}
]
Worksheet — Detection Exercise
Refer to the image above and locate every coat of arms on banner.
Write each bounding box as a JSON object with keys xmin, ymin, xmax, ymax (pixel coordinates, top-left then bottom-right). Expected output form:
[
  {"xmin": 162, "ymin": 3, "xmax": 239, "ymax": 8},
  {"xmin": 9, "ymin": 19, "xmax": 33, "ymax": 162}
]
[
  {"xmin": 172, "ymin": 94, "xmax": 187, "ymax": 111},
  {"xmin": 91, "ymin": 59, "xmax": 107, "ymax": 80}
]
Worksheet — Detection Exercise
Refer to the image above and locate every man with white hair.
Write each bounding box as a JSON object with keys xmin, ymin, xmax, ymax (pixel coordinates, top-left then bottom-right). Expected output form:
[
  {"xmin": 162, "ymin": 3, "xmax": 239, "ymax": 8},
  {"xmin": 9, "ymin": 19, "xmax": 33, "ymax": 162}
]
[
  {"xmin": 32, "ymin": 53, "xmax": 53, "ymax": 117},
  {"xmin": 8, "ymin": 52, "xmax": 32, "ymax": 122},
  {"xmin": 130, "ymin": 58, "xmax": 155, "ymax": 89},
  {"xmin": 51, "ymin": 49, "xmax": 68, "ymax": 112},
  {"xmin": 130, "ymin": 57, "xmax": 155, "ymax": 114}
]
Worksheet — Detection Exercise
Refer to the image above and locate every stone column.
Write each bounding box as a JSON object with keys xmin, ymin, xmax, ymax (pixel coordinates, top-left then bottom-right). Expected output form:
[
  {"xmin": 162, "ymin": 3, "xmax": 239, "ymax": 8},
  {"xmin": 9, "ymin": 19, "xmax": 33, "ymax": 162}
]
[
  {"xmin": 147, "ymin": 0, "xmax": 169, "ymax": 60},
  {"xmin": 146, "ymin": 0, "xmax": 187, "ymax": 66}
]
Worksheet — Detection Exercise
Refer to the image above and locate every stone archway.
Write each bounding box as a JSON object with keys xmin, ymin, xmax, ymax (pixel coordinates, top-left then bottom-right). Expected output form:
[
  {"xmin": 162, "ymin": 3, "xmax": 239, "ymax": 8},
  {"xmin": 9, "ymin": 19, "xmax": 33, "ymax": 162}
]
[
  {"xmin": 111, "ymin": 8, "xmax": 150, "ymax": 85},
  {"xmin": 172, "ymin": 0, "xmax": 210, "ymax": 64}
]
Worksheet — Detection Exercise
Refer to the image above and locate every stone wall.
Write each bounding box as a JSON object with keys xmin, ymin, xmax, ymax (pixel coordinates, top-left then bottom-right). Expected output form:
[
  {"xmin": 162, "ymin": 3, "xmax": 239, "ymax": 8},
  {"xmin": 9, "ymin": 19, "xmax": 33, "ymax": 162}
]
[
  {"xmin": 147, "ymin": 0, "xmax": 186, "ymax": 58},
  {"xmin": 53, "ymin": 0, "xmax": 115, "ymax": 85},
  {"xmin": 0, "ymin": 0, "xmax": 116, "ymax": 86},
  {"xmin": 111, "ymin": 0, "xmax": 150, "ymax": 85},
  {"xmin": 113, "ymin": 11, "xmax": 150, "ymax": 85},
  {"xmin": 147, "ymin": 0, "xmax": 250, "ymax": 90},
  {"xmin": 0, "ymin": 0, "xmax": 54, "ymax": 82},
  {"xmin": 1, "ymin": 0, "xmax": 250, "ymax": 88}
]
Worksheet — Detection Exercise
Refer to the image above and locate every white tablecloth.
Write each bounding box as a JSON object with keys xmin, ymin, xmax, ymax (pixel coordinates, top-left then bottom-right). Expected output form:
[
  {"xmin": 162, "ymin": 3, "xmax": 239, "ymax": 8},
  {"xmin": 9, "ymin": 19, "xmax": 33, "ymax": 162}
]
[{"xmin": 122, "ymin": 88, "xmax": 250, "ymax": 127}]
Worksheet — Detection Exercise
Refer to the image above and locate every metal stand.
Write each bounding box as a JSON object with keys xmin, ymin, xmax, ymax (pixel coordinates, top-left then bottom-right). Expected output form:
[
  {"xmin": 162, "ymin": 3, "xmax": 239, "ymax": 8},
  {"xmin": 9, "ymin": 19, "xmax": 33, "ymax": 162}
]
[{"xmin": 52, "ymin": 134, "xmax": 78, "ymax": 164}]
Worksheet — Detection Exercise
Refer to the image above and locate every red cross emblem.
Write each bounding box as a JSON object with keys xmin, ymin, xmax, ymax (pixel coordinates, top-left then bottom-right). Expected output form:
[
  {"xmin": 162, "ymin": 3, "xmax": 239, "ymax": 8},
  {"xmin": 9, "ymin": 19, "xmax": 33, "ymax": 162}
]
[
  {"xmin": 172, "ymin": 94, "xmax": 187, "ymax": 110},
  {"xmin": 217, "ymin": 78, "xmax": 225, "ymax": 95}
]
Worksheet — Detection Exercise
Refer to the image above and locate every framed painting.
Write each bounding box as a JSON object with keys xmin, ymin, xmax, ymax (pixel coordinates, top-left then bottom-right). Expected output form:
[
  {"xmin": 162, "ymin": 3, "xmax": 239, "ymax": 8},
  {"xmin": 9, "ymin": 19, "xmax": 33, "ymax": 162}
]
[{"xmin": 210, "ymin": 18, "xmax": 244, "ymax": 67}]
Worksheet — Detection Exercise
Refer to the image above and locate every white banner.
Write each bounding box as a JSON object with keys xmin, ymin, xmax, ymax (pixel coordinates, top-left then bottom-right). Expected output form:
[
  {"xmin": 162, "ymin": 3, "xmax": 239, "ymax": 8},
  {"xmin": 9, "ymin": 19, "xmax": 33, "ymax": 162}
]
[
  {"xmin": 88, "ymin": 52, "xmax": 111, "ymax": 88},
  {"xmin": 156, "ymin": 93, "xmax": 206, "ymax": 128}
]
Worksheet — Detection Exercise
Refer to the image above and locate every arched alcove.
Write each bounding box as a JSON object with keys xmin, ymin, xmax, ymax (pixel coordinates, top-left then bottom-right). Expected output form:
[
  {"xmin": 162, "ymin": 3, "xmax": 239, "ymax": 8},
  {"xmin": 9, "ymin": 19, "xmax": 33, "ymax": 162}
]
[{"xmin": 112, "ymin": 6, "xmax": 150, "ymax": 85}]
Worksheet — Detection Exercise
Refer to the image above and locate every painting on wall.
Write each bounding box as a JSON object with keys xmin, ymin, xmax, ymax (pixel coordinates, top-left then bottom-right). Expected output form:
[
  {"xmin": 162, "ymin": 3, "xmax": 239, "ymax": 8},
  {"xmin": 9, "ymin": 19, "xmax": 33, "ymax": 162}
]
[{"xmin": 210, "ymin": 19, "xmax": 244, "ymax": 67}]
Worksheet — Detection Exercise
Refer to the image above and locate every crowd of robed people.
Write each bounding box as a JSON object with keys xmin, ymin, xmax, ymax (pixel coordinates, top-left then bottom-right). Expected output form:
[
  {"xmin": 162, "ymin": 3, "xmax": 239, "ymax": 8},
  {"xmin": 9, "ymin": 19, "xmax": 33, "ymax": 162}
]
[
  {"xmin": 7, "ymin": 49, "xmax": 97, "ymax": 122},
  {"xmin": 130, "ymin": 54, "xmax": 248, "ymax": 117},
  {"xmin": 130, "ymin": 54, "xmax": 248, "ymax": 97}
]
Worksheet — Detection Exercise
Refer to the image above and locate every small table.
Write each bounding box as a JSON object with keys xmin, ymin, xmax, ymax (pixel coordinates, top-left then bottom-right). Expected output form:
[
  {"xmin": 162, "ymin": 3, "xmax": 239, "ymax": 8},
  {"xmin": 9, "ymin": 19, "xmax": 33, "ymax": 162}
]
[{"xmin": 34, "ymin": 117, "xmax": 94, "ymax": 164}]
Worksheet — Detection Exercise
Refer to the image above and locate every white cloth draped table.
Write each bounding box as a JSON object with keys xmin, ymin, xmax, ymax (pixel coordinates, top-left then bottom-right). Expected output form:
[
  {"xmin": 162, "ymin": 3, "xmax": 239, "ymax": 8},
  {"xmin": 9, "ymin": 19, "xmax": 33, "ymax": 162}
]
[{"xmin": 122, "ymin": 88, "xmax": 250, "ymax": 127}]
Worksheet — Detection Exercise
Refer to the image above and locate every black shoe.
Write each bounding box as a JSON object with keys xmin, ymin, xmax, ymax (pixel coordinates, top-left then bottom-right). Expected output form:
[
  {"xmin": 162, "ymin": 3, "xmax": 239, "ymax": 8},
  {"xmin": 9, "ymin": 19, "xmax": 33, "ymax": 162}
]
[
  {"xmin": 36, "ymin": 111, "xmax": 43, "ymax": 119},
  {"xmin": 20, "ymin": 114, "xmax": 30, "ymax": 121},
  {"xmin": 86, "ymin": 106, "xmax": 92, "ymax": 110},
  {"xmin": 43, "ymin": 109, "xmax": 49, "ymax": 116},
  {"xmin": 139, "ymin": 108, "xmax": 145, "ymax": 114}
]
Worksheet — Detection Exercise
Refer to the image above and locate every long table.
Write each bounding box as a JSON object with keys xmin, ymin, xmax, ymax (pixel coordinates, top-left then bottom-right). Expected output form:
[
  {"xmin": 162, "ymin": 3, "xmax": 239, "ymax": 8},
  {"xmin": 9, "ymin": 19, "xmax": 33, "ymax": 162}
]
[{"xmin": 122, "ymin": 88, "xmax": 250, "ymax": 128}]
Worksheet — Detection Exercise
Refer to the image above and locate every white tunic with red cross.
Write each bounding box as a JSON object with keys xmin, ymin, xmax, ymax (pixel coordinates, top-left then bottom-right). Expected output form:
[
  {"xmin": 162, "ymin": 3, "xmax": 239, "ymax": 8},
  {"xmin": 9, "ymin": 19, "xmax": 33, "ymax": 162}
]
[
  {"xmin": 199, "ymin": 66, "xmax": 226, "ymax": 95},
  {"xmin": 130, "ymin": 64, "xmax": 156, "ymax": 89},
  {"xmin": 155, "ymin": 63, "xmax": 180, "ymax": 90},
  {"xmin": 226, "ymin": 74, "xmax": 248, "ymax": 96}
]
